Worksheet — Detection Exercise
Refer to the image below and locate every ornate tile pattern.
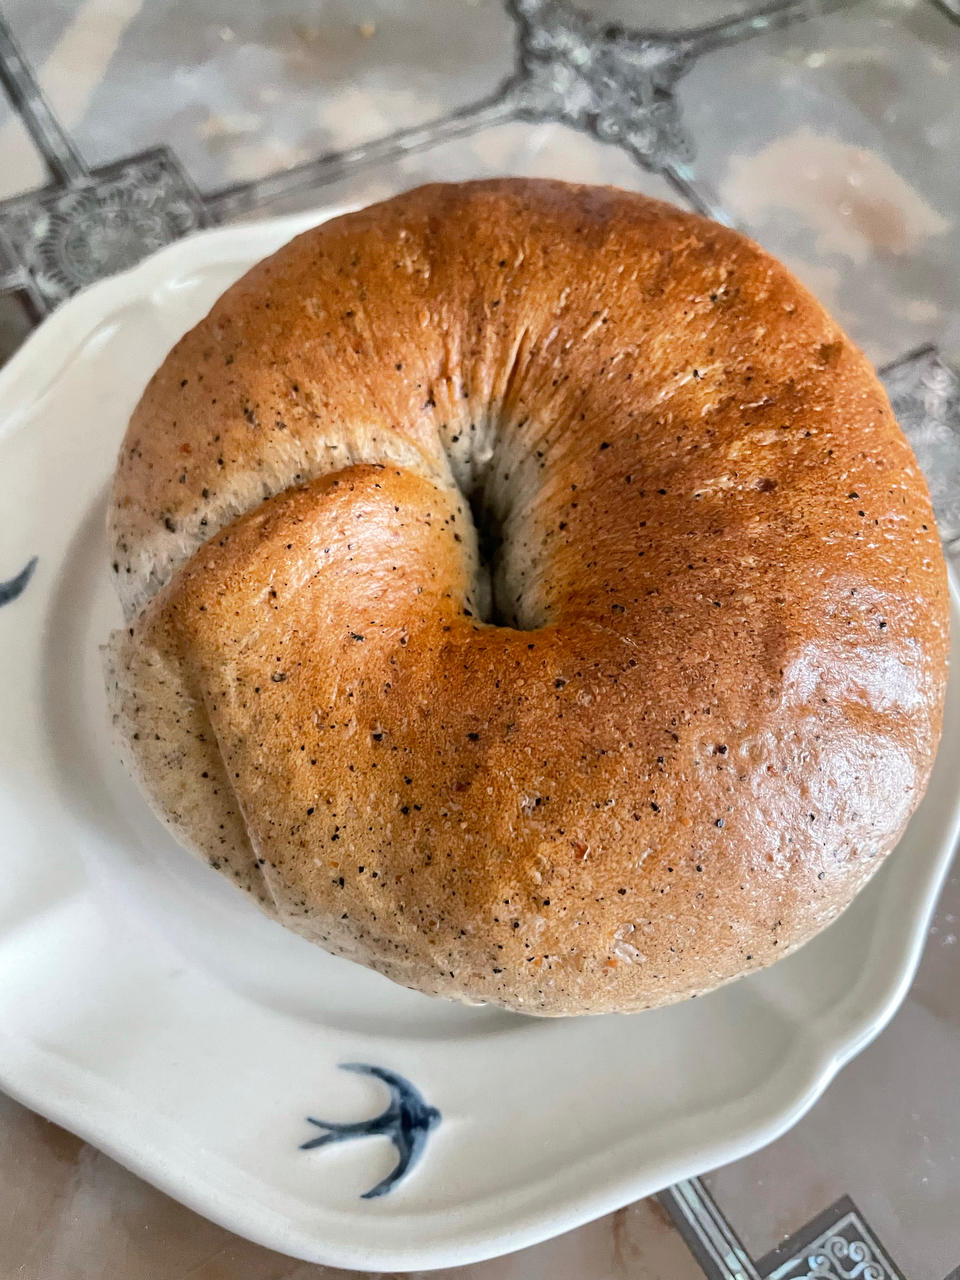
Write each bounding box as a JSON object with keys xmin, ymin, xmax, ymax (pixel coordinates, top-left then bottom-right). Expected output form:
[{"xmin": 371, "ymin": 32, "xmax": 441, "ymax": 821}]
[
  {"xmin": 883, "ymin": 346, "xmax": 960, "ymax": 554},
  {"xmin": 0, "ymin": 0, "xmax": 839, "ymax": 293},
  {"xmin": 0, "ymin": 149, "xmax": 208, "ymax": 308},
  {"xmin": 661, "ymin": 1183, "xmax": 912, "ymax": 1280},
  {"xmin": 761, "ymin": 1199, "xmax": 906, "ymax": 1280}
]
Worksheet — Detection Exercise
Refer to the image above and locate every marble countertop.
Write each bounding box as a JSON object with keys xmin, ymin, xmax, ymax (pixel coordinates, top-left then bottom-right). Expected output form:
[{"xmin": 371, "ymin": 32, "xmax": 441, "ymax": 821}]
[{"xmin": 1, "ymin": 2, "xmax": 959, "ymax": 1276}]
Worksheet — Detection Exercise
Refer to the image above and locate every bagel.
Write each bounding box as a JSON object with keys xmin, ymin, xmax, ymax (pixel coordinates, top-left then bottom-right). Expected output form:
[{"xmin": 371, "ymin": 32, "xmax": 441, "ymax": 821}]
[{"xmin": 105, "ymin": 180, "xmax": 949, "ymax": 1016}]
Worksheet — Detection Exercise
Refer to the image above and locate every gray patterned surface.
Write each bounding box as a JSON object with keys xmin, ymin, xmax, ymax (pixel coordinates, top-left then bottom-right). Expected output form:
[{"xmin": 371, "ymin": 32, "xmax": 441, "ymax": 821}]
[
  {"xmin": 764, "ymin": 1205, "xmax": 905, "ymax": 1280},
  {"xmin": 0, "ymin": 147, "xmax": 206, "ymax": 305},
  {"xmin": 678, "ymin": 0, "xmax": 960, "ymax": 363},
  {"xmin": 885, "ymin": 347, "xmax": 960, "ymax": 552}
]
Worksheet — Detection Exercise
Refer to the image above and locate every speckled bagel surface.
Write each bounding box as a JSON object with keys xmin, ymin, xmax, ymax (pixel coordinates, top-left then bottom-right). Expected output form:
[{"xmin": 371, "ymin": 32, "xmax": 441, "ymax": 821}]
[{"xmin": 105, "ymin": 180, "xmax": 949, "ymax": 1015}]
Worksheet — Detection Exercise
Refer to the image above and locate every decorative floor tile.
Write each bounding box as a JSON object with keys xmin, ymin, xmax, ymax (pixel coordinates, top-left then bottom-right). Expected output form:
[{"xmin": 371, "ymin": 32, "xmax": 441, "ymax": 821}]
[
  {"xmin": 576, "ymin": 0, "xmax": 802, "ymax": 26},
  {"xmin": 760, "ymin": 1199, "xmax": 906, "ymax": 1280},
  {"xmin": 675, "ymin": 0, "xmax": 960, "ymax": 364},
  {"xmin": 3, "ymin": 0, "xmax": 516, "ymax": 192},
  {"xmin": 0, "ymin": 102, "xmax": 46, "ymax": 200},
  {"xmin": 0, "ymin": 147, "xmax": 208, "ymax": 308},
  {"xmin": 662, "ymin": 1182, "xmax": 917, "ymax": 1280},
  {"xmin": 226, "ymin": 117, "xmax": 680, "ymax": 221},
  {"xmin": 883, "ymin": 345, "xmax": 960, "ymax": 552}
]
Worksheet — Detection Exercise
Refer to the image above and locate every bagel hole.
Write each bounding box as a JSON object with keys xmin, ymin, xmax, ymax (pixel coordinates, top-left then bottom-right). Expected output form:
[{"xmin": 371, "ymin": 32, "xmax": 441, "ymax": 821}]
[{"xmin": 466, "ymin": 485, "xmax": 514, "ymax": 628}]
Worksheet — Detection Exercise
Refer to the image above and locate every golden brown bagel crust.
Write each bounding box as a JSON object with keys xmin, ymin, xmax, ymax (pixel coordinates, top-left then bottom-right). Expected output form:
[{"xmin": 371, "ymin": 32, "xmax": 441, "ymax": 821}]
[{"xmin": 106, "ymin": 180, "xmax": 949, "ymax": 1015}]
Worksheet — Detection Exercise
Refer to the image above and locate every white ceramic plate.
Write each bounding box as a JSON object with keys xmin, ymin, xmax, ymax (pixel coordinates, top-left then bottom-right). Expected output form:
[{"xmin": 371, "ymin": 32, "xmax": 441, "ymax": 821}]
[{"xmin": 1, "ymin": 211, "xmax": 958, "ymax": 1272}]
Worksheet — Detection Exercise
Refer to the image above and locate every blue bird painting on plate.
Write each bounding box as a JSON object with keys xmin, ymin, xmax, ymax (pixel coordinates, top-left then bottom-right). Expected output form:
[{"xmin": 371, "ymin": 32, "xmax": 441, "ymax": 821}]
[
  {"xmin": 300, "ymin": 1063, "xmax": 441, "ymax": 1199},
  {"xmin": 0, "ymin": 557, "xmax": 37, "ymax": 608}
]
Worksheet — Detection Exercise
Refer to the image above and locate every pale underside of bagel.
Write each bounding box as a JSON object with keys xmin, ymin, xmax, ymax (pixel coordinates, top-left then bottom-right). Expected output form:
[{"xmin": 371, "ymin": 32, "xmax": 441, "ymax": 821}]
[{"xmin": 105, "ymin": 180, "xmax": 949, "ymax": 1016}]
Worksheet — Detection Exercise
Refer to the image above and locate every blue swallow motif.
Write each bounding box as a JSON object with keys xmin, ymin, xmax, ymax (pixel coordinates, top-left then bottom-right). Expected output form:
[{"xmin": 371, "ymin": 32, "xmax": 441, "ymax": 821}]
[
  {"xmin": 300, "ymin": 1063, "xmax": 441, "ymax": 1199},
  {"xmin": 0, "ymin": 557, "xmax": 38, "ymax": 608}
]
